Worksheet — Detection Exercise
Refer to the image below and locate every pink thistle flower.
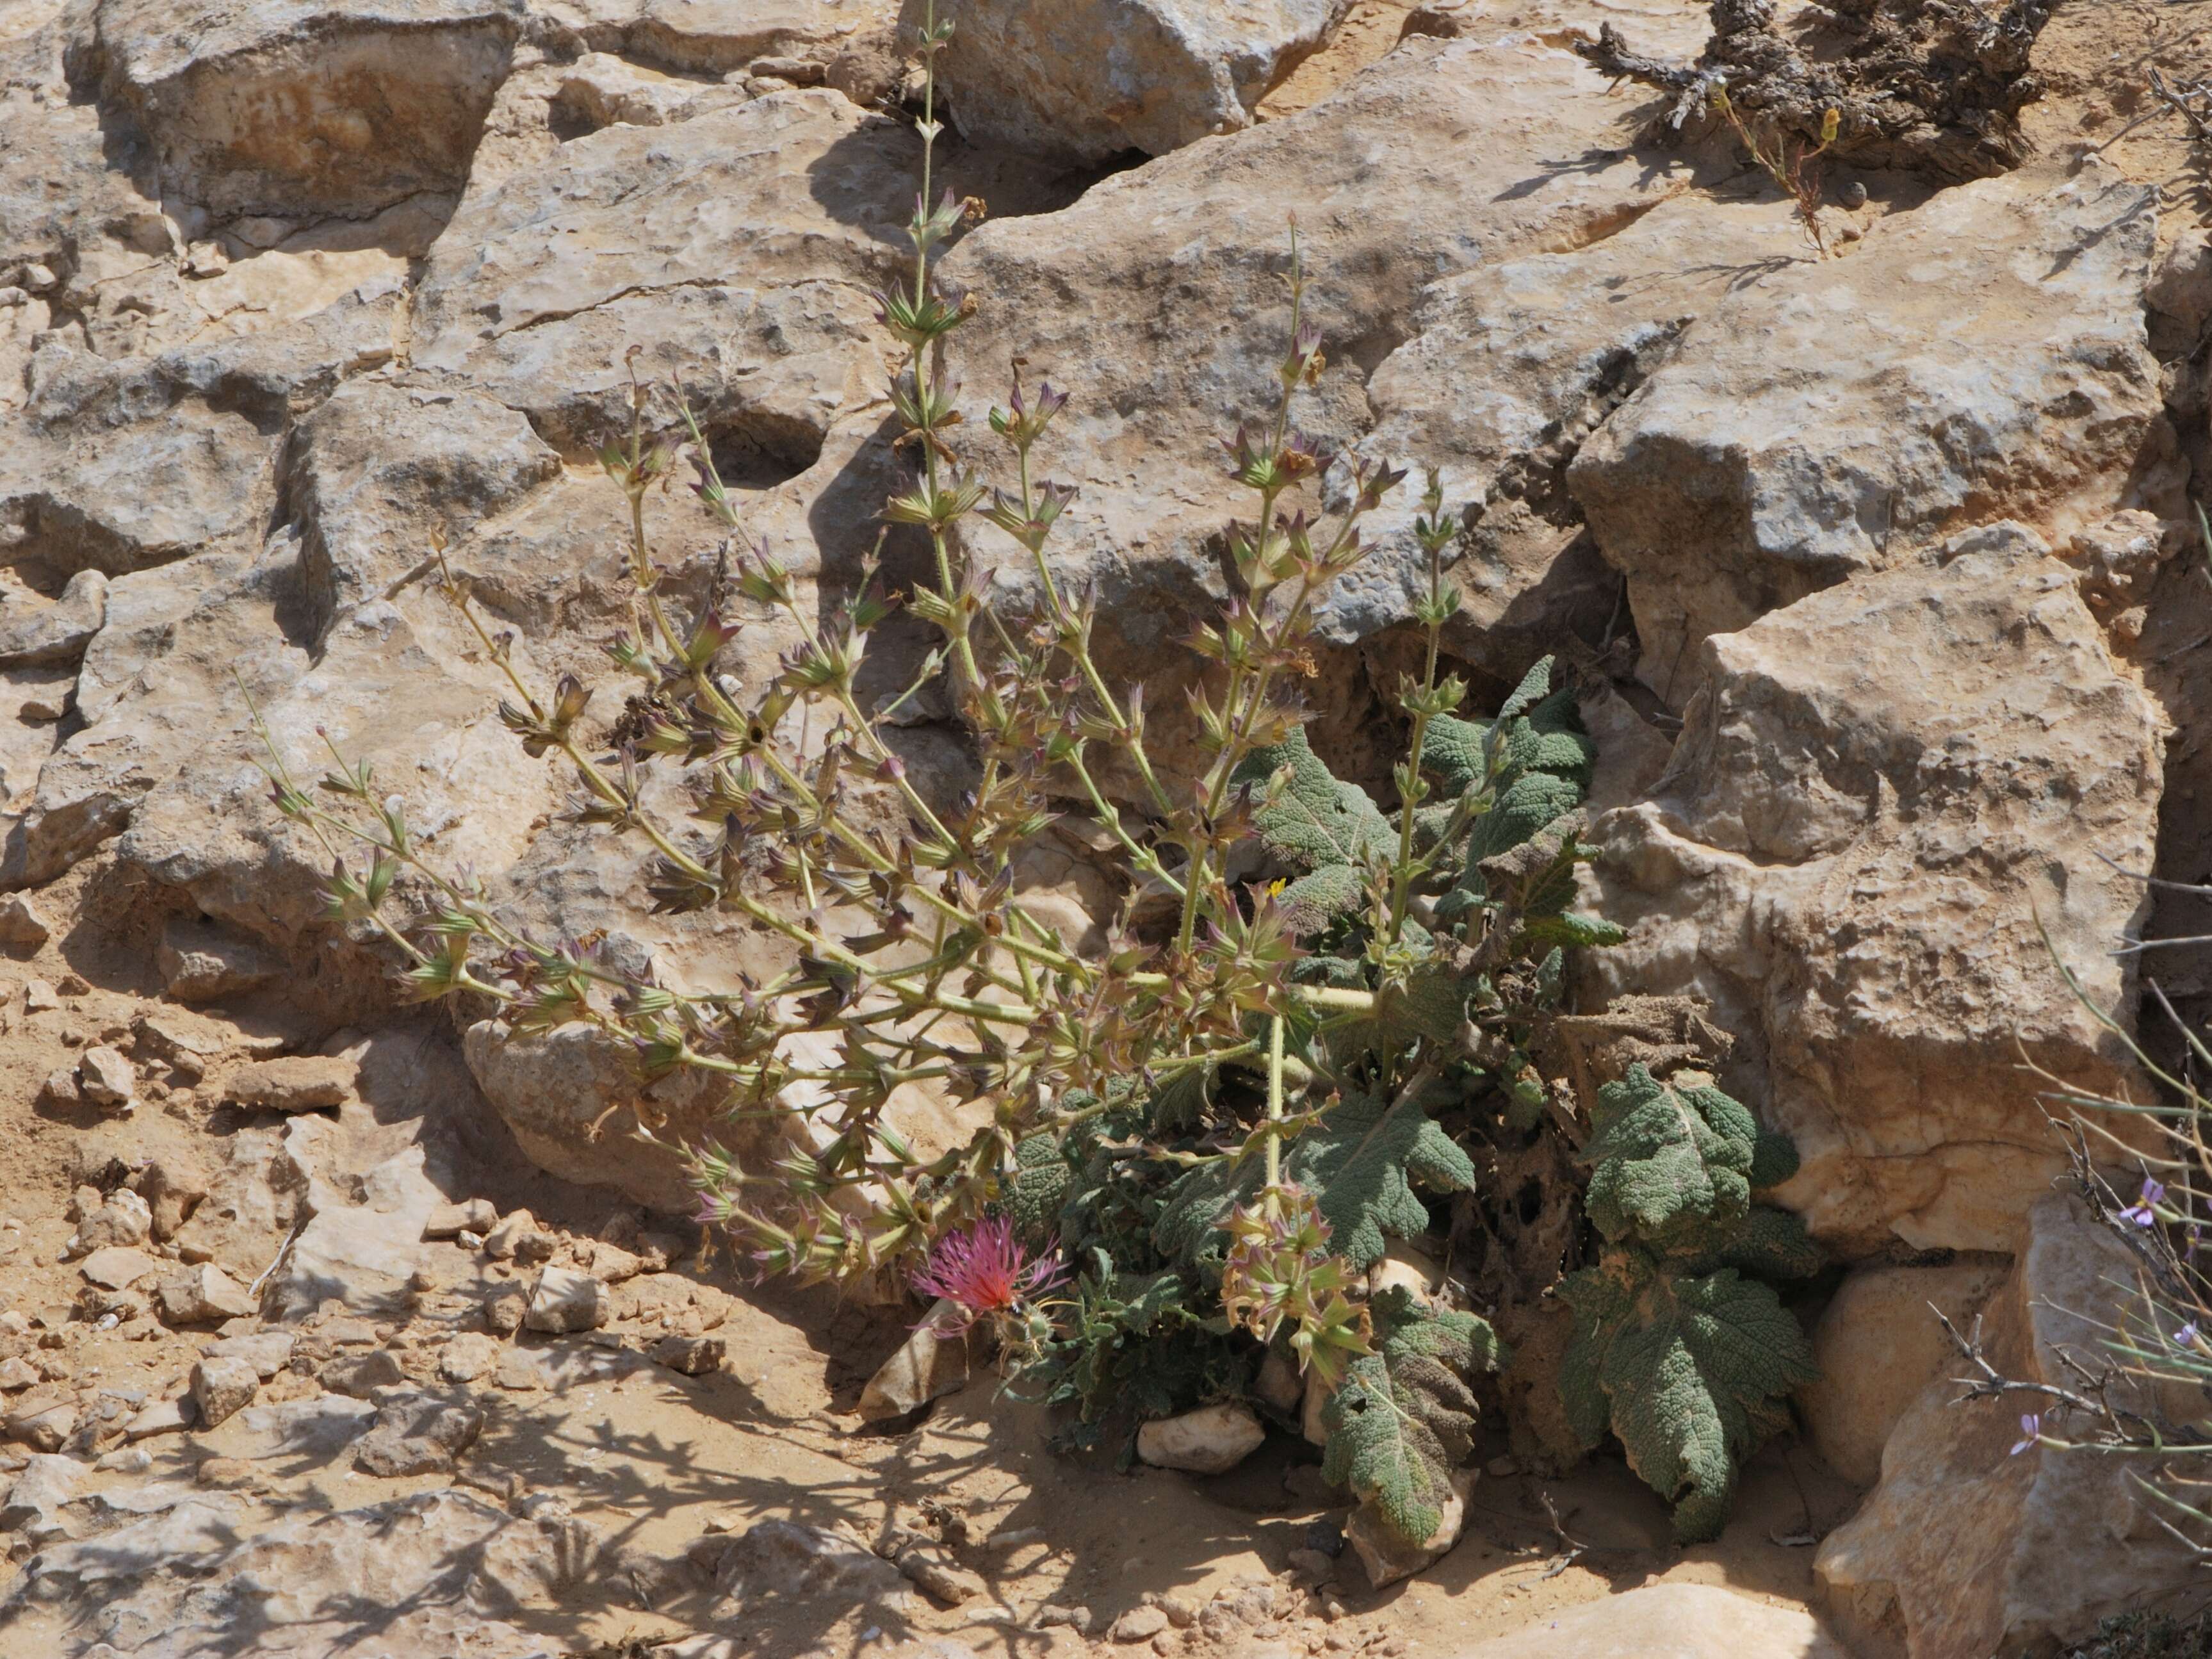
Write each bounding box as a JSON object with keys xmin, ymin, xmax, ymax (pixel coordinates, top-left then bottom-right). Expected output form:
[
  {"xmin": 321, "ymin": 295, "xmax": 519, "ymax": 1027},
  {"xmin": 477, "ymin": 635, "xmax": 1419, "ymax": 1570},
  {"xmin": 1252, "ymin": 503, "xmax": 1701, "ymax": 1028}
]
[{"xmin": 910, "ymin": 1216, "xmax": 1068, "ymax": 1337}]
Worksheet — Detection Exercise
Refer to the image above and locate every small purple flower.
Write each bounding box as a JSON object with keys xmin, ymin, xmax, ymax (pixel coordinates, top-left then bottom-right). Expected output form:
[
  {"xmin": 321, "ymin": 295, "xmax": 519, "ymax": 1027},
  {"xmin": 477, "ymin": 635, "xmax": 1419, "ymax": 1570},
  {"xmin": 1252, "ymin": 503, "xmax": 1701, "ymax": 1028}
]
[
  {"xmin": 2009, "ymin": 1413, "xmax": 2041, "ymax": 1457},
  {"xmin": 2122, "ymin": 1178, "xmax": 2168, "ymax": 1228},
  {"xmin": 910, "ymin": 1216, "xmax": 1069, "ymax": 1337},
  {"xmin": 2176, "ymin": 1323, "xmax": 2202, "ymax": 1350}
]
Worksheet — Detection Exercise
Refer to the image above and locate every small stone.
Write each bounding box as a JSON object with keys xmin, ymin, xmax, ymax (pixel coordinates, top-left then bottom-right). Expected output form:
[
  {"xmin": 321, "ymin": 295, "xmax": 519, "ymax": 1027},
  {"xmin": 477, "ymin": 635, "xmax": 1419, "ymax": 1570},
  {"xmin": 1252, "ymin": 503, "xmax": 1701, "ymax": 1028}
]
[
  {"xmin": 40, "ymin": 1067, "xmax": 80, "ymax": 1107},
  {"xmin": 94, "ymin": 1446, "xmax": 152, "ymax": 1474},
  {"xmin": 524, "ymin": 1267, "xmax": 608, "ymax": 1335},
  {"xmin": 7, "ymin": 1401, "xmax": 76, "ymax": 1451},
  {"xmin": 320, "ymin": 1349, "xmax": 405, "ymax": 1396},
  {"xmin": 124, "ymin": 1396, "xmax": 195, "ymax": 1440},
  {"xmin": 482, "ymin": 1285, "xmax": 528, "ymax": 1336},
  {"xmin": 1, "ymin": 1452, "xmax": 85, "ymax": 1530},
  {"xmin": 19, "ymin": 263, "xmax": 56, "ymax": 293},
  {"xmin": 1344, "ymin": 1469, "xmax": 1472, "ymax": 1589},
  {"xmin": 1113, "ymin": 1606, "xmax": 1171, "ymax": 1643},
  {"xmin": 352, "ymin": 1394, "xmax": 483, "ymax": 1476},
  {"xmin": 140, "ymin": 1159, "xmax": 209, "ymax": 1238},
  {"xmin": 77, "ymin": 1045, "xmax": 136, "ymax": 1107},
  {"xmin": 439, "ymin": 1332, "xmax": 497, "ymax": 1383},
  {"xmin": 202, "ymin": 1334, "xmax": 294, "ymax": 1387},
  {"xmin": 0, "ymin": 895, "xmax": 51, "ymax": 949},
  {"xmin": 22, "ymin": 979, "xmax": 56, "ymax": 1013},
  {"xmin": 1286, "ymin": 1548, "xmax": 1336, "ymax": 1588},
  {"xmin": 0, "ymin": 1358, "xmax": 37, "ymax": 1391},
  {"xmin": 482, "ymin": 1208, "xmax": 543, "ymax": 1261},
  {"xmin": 647, "ymin": 1334, "xmax": 725, "ymax": 1377},
  {"xmin": 423, "ymin": 1198, "xmax": 496, "ymax": 1239},
  {"xmin": 220, "ymin": 1054, "xmax": 357, "ymax": 1113},
  {"xmin": 1135, "ymin": 1402, "xmax": 1267, "ymax": 1475},
  {"xmin": 1485, "ymin": 1453, "xmax": 1519, "ymax": 1479},
  {"xmin": 858, "ymin": 1305, "xmax": 969, "ymax": 1422},
  {"xmin": 154, "ymin": 1263, "xmax": 257, "ymax": 1325},
  {"xmin": 1255, "ymin": 1349, "xmax": 1304, "ymax": 1414},
  {"xmin": 75, "ymin": 1190, "xmax": 153, "ymax": 1253},
  {"xmin": 895, "ymin": 1540, "xmax": 988, "ymax": 1605},
  {"xmin": 79, "ymin": 1245, "xmax": 161, "ymax": 1289},
  {"xmin": 1035, "ymin": 1605, "xmax": 1093, "ymax": 1633},
  {"xmin": 191, "ymin": 1355, "xmax": 260, "ymax": 1428}
]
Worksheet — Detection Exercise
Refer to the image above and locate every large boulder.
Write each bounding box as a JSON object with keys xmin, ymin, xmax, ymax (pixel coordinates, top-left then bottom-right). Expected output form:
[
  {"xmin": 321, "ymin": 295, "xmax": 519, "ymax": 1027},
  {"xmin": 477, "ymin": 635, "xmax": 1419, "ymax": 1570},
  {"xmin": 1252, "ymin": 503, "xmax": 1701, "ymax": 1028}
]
[
  {"xmin": 1583, "ymin": 530, "xmax": 2163, "ymax": 1254},
  {"xmin": 1569, "ymin": 160, "xmax": 2174, "ymax": 700},
  {"xmin": 1328, "ymin": 192, "xmax": 1810, "ymax": 679},
  {"xmin": 935, "ymin": 0, "xmax": 1354, "ymax": 163},
  {"xmin": 1816, "ymin": 1192, "xmax": 2204, "ymax": 1656},
  {"xmin": 1800, "ymin": 1255, "xmax": 2011, "ymax": 1486},
  {"xmin": 940, "ymin": 8, "xmax": 1723, "ymax": 766},
  {"xmin": 67, "ymin": 0, "xmax": 527, "ymax": 221}
]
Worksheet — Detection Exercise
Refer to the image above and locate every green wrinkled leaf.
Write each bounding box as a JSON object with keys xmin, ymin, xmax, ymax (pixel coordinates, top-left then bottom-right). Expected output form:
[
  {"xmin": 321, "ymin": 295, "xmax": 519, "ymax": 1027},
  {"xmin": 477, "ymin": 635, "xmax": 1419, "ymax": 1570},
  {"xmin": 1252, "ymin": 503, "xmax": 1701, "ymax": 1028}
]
[
  {"xmin": 1152, "ymin": 1088, "xmax": 1477, "ymax": 1270},
  {"xmin": 1582, "ymin": 1064, "xmax": 1759, "ymax": 1248},
  {"xmin": 1235, "ymin": 730, "xmax": 1393, "ymax": 930},
  {"xmin": 1558, "ymin": 1249, "xmax": 1816, "ymax": 1542},
  {"xmin": 1322, "ymin": 1286, "xmax": 1504, "ymax": 1546}
]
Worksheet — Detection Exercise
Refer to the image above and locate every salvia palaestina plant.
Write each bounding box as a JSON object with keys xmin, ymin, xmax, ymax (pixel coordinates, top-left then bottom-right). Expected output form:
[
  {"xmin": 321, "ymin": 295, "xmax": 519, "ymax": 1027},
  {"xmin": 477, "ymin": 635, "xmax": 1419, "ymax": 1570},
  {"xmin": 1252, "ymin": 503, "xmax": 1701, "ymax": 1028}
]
[{"xmin": 261, "ymin": 1, "xmax": 1816, "ymax": 1551}]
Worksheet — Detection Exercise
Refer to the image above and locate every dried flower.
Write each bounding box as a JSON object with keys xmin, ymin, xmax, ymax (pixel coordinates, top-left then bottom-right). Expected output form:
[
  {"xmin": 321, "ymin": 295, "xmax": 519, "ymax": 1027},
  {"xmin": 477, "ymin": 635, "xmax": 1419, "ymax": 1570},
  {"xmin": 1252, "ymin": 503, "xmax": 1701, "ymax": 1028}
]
[{"xmin": 910, "ymin": 1216, "xmax": 1068, "ymax": 1336}]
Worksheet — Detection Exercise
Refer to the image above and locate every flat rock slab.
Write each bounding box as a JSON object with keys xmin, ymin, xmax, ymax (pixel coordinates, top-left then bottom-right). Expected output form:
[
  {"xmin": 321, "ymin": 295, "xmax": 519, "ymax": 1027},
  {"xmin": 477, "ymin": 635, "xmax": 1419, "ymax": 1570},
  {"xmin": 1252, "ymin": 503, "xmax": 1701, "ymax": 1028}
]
[{"xmin": 1465, "ymin": 1583, "xmax": 1853, "ymax": 1657}]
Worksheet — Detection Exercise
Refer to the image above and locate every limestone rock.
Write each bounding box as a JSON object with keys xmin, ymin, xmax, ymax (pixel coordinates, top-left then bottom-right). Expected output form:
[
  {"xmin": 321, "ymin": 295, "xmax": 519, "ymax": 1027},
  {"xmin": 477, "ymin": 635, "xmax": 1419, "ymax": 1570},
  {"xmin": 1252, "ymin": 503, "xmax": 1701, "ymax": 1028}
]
[
  {"xmin": 124, "ymin": 1395, "xmax": 197, "ymax": 1441},
  {"xmin": 0, "ymin": 568, "xmax": 105, "ymax": 667},
  {"xmin": 70, "ymin": 0, "xmax": 525, "ymax": 220},
  {"xmin": 204, "ymin": 1330, "xmax": 295, "ymax": 1380},
  {"xmin": 525, "ymin": 1266, "xmax": 609, "ymax": 1334},
  {"xmin": 1583, "ymin": 535, "xmax": 2163, "ymax": 1254},
  {"xmin": 170, "ymin": 1123, "xmax": 317, "ymax": 1277},
  {"xmin": 701, "ymin": 1518, "xmax": 911, "ymax": 1611},
  {"xmin": 857, "ymin": 1305, "xmax": 970, "ymax": 1422},
  {"xmin": 1816, "ymin": 1193, "xmax": 2204, "ymax": 1656},
  {"xmin": 318, "ymin": 1348, "xmax": 403, "ymax": 1397},
  {"xmin": 936, "ymin": 0, "xmax": 1353, "ymax": 163},
  {"xmin": 1344, "ymin": 1467, "xmax": 1470, "ymax": 1589},
  {"xmin": 154, "ymin": 1262, "xmax": 258, "ymax": 1325},
  {"xmin": 941, "ymin": 15, "xmax": 1716, "ymax": 771},
  {"xmin": 156, "ymin": 917, "xmax": 280, "ymax": 1004},
  {"xmin": 481, "ymin": 1205, "xmax": 545, "ymax": 1261},
  {"xmin": 0, "ymin": 892, "xmax": 50, "ymax": 947},
  {"xmin": 79, "ymin": 1245, "xmax": 161, "ymax": 1289},
  {"xmin": 6, "ymin": 1398, "xmax": 77, "ymax": 1453},
  {"xmin": 648, "ymin": 1334, "xmax": 726, "ymax": 1377},
  {"xmin": 438, "ymin": 1332, "xmax": 497, "ymax": 1384},
  {"xmin": 267, "ymin": 1145, "xmax": 443, "ymax": 1320},
  {"xmin": 72, "ymin": 1187, "xmax": 152, "ymax": 1252},
  {"xmin": 1570, "ymin": 161, "xmax": 2172, "ymax": 699},
  {"xmin": 0, "ymin": 1486, "xmax": 594, "ymax": 1656},
  {"xmin": 77, "ymin": 1043, "xmax": 136, "ymax": 1107},
  {"xmin": 1331, "ymin": 194, "xmax": 1806, "ymax": 671},
  {"xmin": 1464, "ymin": 1583, "xmax": 1853, "ymax": 1657},
  {"xmin": 1135, "ymin": 1402, "xmax": 1267, "ymax": 1475},
  {"xmin": 190, "ymin": 1354, "xmax": 260, "ymax": 1429},
  {"xmin": 350, "ymin": 1393, "xmax": 483, "ymax": 1477},
  {"xmin": 219, "ymin": 1054, "xmax": 357, "ymax": 1113},
  {"xmin": 423, "ymin": 1197, "xmax": 496, "ymax": 1239},
  {"xmin": 1801, "ymin": 1257, "xmax": 2010, "ymax": 1486}
]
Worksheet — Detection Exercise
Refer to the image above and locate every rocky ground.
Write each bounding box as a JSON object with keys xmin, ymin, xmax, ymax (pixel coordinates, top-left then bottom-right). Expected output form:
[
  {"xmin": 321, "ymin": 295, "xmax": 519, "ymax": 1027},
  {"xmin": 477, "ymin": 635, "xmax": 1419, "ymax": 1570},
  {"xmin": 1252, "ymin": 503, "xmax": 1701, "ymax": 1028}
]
[{"xmin": 2, "ymin": 0, "xmax": 2211, "ymax": 1654}]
